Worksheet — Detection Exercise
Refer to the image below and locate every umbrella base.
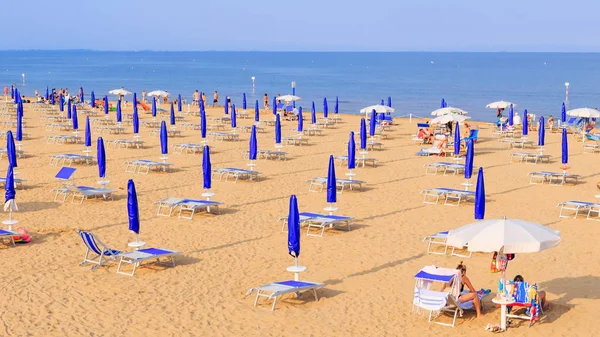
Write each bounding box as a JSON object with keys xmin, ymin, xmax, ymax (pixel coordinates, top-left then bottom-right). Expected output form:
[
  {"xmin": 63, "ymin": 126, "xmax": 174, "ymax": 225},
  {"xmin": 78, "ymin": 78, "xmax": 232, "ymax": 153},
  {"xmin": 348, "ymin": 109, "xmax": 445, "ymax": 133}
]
[
  {"xmin": 286, "ymin": 265, "xmax": 307, "ymax": 281},
  {"xmin": 128, "ymin": 241, "xmax": 147, "ymax": 251},
  {"xmin": 324, "ymin": 206, "xmax": 338, "ymax": 215},
  {"xmin": 2, "ymin": 219, "xmax": 18, "ymax": 231}
]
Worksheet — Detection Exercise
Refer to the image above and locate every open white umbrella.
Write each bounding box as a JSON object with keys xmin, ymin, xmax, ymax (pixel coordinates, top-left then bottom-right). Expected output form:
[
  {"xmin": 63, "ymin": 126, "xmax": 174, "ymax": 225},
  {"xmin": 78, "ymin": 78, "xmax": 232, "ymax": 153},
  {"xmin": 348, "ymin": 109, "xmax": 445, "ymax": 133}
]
[
  {"xmin": 278, "ymin": 95, "xmax": 301, "ymax": 102},
  {"xmin": 147, "ymin": 90, "xmax": 170, "ymax": 97},
  {"xmin": 108, "ymin": 89, "xmax": 132, "ymax": 96},
  {"xmin": 359, "ymin": 104, "xmax": 395, "ymax": 113},
  {"xmin": 486, "ymin": 101, "xmax": 516, "ymax": 109},
  {"xmin": 430, "ymin": 107, "xmax": 468, "ymax": 116},
  {"xmin": 446, "ymin": 217, "xmax": 560, "ymax": 254},
  {"xmin": 567, "ymin": 107, "xmax": 600, "ymax": 118},
  {"xmin": 430, "ymin": 114, "xmax": 470, "ymax": 124}
]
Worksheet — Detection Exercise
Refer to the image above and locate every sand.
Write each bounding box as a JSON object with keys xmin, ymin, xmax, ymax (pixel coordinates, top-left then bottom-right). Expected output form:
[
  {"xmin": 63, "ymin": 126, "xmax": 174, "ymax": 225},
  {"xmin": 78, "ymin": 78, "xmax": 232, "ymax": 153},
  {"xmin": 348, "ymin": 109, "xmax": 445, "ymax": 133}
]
[{"xmin": 0, "ymin": 99, "xmax": 598, "ymax": 337}]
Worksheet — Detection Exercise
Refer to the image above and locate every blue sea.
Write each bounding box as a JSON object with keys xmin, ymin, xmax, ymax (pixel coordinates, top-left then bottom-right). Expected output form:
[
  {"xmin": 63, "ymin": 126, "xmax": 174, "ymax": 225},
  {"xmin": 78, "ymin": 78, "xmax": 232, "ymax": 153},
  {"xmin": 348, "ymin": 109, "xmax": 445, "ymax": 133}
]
[{"xmin": 1, "ymin": 51, "xmax": 599, "ymax": 122}]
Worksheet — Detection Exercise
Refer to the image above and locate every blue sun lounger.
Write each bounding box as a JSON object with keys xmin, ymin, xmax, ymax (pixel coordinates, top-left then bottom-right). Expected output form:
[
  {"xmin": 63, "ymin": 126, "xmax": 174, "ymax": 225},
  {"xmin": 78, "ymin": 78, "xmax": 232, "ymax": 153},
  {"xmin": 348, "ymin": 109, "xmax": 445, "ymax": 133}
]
[
  {"xmin": 77, "ymin": 230, "xmax": 122, "ymax": 270},
  {"xmin": 299, "ymin": 212, "xmax": 353, "ymax": 237},
  {"xmin": 52, "ymin": 167, "xmax": 76, "ymax": 202},
  {"xmin": 247, "ymin": 280, "xmax": 325, "ymax": 311},
  {"xmin": 116, "ymin": 248, "xmax": 180, "ymax": 276},
  {"xmin": 0, "ymin": 229, "xmax": 20, "ymax": 247}
]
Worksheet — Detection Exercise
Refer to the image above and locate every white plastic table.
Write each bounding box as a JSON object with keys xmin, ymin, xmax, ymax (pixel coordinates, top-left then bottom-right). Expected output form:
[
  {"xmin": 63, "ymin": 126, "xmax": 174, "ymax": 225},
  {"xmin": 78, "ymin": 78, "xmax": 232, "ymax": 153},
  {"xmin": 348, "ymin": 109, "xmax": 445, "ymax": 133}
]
[{"xmin": 492, "ymin": 296, "xmax": 515, "ymax": 331}]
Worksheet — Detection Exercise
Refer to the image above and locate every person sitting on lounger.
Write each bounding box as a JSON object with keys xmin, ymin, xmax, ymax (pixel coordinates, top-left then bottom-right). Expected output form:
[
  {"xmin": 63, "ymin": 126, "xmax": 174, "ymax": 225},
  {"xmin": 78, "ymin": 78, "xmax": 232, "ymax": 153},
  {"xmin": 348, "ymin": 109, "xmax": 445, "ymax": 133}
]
[
  {"xmin": 446, "ymin": 261, "xmax": 483, "ymax": 319},
  {"xmin": 513, "ymin": 275, "xmax": 549, "ymax": 310}
]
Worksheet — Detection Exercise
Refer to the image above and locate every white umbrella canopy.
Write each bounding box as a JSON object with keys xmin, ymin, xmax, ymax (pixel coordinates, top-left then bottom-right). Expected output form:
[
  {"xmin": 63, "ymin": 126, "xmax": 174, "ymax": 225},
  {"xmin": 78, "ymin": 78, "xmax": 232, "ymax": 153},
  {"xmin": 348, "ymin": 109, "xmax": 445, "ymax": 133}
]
[
  {"xmin": 430, "ymin": 114, "xmax": 470, "ymax": 124},
  {"xmin": 430, "ymin": 107, "xmax": 468, "ymax": 116},
  {"xmin": 108, "ymin": 89, "xmax": 132, "ymax": 96},
  {"xmin": 446, "ymin": 217, "xmax": 561, "ymax": 254},
  {"xmin": 278, "ymin": 95, "xmax": 301, "ymax": 102},
  {"xmin": 567, "ymin": 108, "xmax": 600, "ymax": 118},
  {"xmin": 147, "ymin": 90, "xmax": 170, "ymax": 97},
  {"xmin": 486, "ymin": 101, "xmax": 516, "ymax": 109},
  {"xmin": 359, "ymin": 104, "xmax": 395, "ymax": 113}
]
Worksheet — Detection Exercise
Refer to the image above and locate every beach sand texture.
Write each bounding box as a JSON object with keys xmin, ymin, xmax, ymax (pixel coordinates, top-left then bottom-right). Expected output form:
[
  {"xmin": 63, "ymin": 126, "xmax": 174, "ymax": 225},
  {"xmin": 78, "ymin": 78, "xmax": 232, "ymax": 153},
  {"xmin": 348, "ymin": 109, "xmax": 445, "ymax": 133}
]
[{"xmin": 0, "ymin": 101, "xmax": 598, "ymax": 337}]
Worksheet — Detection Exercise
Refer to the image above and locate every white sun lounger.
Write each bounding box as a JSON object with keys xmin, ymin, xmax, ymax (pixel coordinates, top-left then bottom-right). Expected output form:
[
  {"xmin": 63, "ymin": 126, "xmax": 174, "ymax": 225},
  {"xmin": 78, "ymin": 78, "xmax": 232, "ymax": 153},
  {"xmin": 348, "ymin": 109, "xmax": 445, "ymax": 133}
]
[
  {"xmin": 124, "ymin": 160, "xmax": 172, "ymax": 174},
  {"xmin": 509, "ymin": 152, "xmax": 551, "ymax": 164},
  {"xmin": 243, "ymin": 149, "xmax": 288, "ymax": 161},
  {"xmin": 421, "ymin": 188, "xmax": 476, "ymax": 206},
  {"xmin": 556, "ymin": 200, "xmax": 598, "ymax": 219},
  {"xmin": 424, "ymin": 162, "xmax": 465, "ymax": 176},
  {"xmin": 280, "ymin": 212, "xmax": 353, "ymax": 237},
  {"xmin": 94, "ymin": 125, "xmax": 125, "ymax": 134},
  {"xmin": 149, "ymin": 129, "xmax": 182, "ymax": 137},
  {"xmin": 529, "ymin": 171, "xmax": 581, "ymax": 185},
  {"xmin": 173, "ymin": 143, "xmax": 204, "ymax": 154},
  {"xmin": 64, "ymin": 184, "xmax": 116, "ymax": 204},
  {"xmin": 0, "ymin": 176, "xmax": 25, "ymax": 189},
  {"xmin": 422, "ymin": 231, "xmax": 472, "ymax": 258},
  {"xmin": 116, "ymin": 248, "xmax": 180, "ymax": 276},
  {"xmin": 212, "ymin": 168, "xmax": 260, "ymax": 183},
  {"xmin": 282, "ymin": 136, "xmax": 309, "ymax": 146},
  {"xmin": 0, "ymin": 229, "xmax": 20, "ymax": 247},
  {"xmin": 46, "ymin": 135, "xmax": 81, "ymax": 144},
  {"xmin": 45, "ymin": 123, "xmax": 72, "ymax": 131},
  {"xmin": 155, "ymin": 197, "xmax": 223, "ymax": 218},
  {"xmin": 209, "ymin": 132, "xmax": 240, "ymax": 141},
  {"xmin": 76, "ymin": 230, "xmax": 122, "ymax": 269},
  {"xmin": 0, "ymin": 148, "xmax": 25, "ymax": 159},
  {"xmin": 247, "ymin": 280, "xmax": 324, "ymax": 311},
  {"xmin": 307, "ymin": 177, "xmax": 365, "ymax": 193},
  {"xmin": 499, "ymin": 138, "xmax": 534, "ymax": 149},
  {"xmin": 335, "ymin": 155, "xmax": 377, "ymax": 168},
  {"xmin": 49, "ymin": 153, "xmax": 94, "ymax": 167},
  {"xmin": 106, "ymin": 139, "xmax": 145, "ymax": 149}
]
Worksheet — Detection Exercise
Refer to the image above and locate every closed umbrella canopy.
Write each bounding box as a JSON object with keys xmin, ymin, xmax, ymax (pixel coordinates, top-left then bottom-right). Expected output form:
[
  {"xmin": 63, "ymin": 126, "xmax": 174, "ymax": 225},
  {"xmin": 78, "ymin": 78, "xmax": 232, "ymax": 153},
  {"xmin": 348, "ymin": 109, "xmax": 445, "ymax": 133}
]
[
  {"xmin": 369, "ymin": 110, "xmax": 376, "ymax": 137},
  {"xmin": 359, "ymin": 104, "xmax": 394, "ymax": 113},
  {"xmin": 85, "ymin": 117, "xmax": 92, "ymax": 147},
  {"xmin": 508, "ymin": 104, "xmax": 514, "ymax": 126},
  {"xmin": 45, "ymin": 87, "xmax": 49, "ymax": 101},
  {"xmin": 254, "ymin": 100, "xmax": 260, "ymax": 122},
  {"xmin": 453, "ymin": 122, "xmax": 461, "ymax": 156},
  {"xmin": 523, "ymin": 109, "xmax": 529, "ymax": 136},
  {"xmin": 160, "ymin": 121, "xmax": 168, "ymax": 154},
  {"xmin": 561, "ymin": 103, "xmax": 567, "ymax": 123},
  {"xmin": 202, "ymin": 145, "xmax": 211, "ymax": 189},
  {"xmin": 562, "ymin": 128, "xmax": 568, "ymax": 165},
  {"xmin": 567, "ymin": 108, "xmax": 600, "ymax": 118},
  {"xmin": 67, "ymin": 97, "xmax": 72, "ymax": 119},
  {"xmin": 430, "ymin": 107, "xmax": 468, "ymax": 116},
  {"xmin": 59, "ymin": 94, "xmax": 64, "ymax": 111},
  {"xmin": 200, "ymin": 110, "xmax": 207, "ymax": 139},
  {"xmin": 231, "ymin": 104, "xmax": 237, "ymax": 128},
  {"xmin": 127, "ymin": 179, "xmax": 140, "ymax": 235},
  {"xmin": 287, "ymin": 195, "xmax": 300, "ymax": 259},
  {"xmin": 360, "ymin": 118, "xmax": 367, "ymax": 150},
  {"xmin": 311, "ymin": 102, "xmax": 316, "ymax": 124},
  {"xmin": 133, "ymin": 109, "xmax": 139, "ymax": 134},
  {"xmin": 116, "ymin": 100, "xmax": 122, "ymax": 123},
  {"xmin": 170, "ymin": 103, "xmax": 176, "ymax": 125},
  {"xmin": 486, "ymin": 101, "xmax": 516, "ymax": 109},
  {"xmin": 387, "ymin": 96, "xmax": 392, "ymax": 108},
  {"xmin": 327, "ymin": 155, "xmax": 336, "ymax": 203},
  {"xmin": 16, "ymin": 113, "xmax": 23, "ymax": 142},
  {"xmin": 90, "ymin": 91, "xmax": 95, "ymax": 107},
  {"xmin": 177, "ymin": 94, "xmax": 182, "ymax": 111},
  {"xmin": 80, "ymin": 87, "xmax": 84, "ymax": 103},
  {"xmin": 474, "ymin": 168, "xmax": 485, "ymax": 220},
  {"xmin": 348, "ymin": 132, "xmax": 356, "ymax": 170},
  {"xmin": 335, "ymin": 96, "xmax": 339, "ymax": 114},
  {"xmin": 243, "ymin": 93, "xmax": 247, "ymax": 110},
  {"xmin": 97, "ymin": 137, "xmax": 106, "ymax": 178},
  {"xmin": 272, "ymin": 97, "xmax": 277, "ymax": 115},
  {"xmin": 464, "ymin": 140, "xmax": 474, "ymax": 179},
  {"xmin": 4, "ymin": 163, "xmax": 16, "ymax": 209},
  {"xmin": 6, "ymin": 131, "xmax": 17, "ymax": 168},
  {"xmin": 275, "ymin": 114, "xmax": 281, "ymax": 144},
  {"xmin": 323, "ymin": 97, "xmax": 328, "ymax": 118},
  {"xmin": 103, "ymin": 96, "xmax": 108, "ymax": 114},
  {"xmin": 297, "ymin": 107, "xmax": 303, "ymax": 132},
  {"xmin": 538, "ymin": 116, "xmax": 545, "ymax": 146},
  {"xmin": 72, "ymin": 105, "xmax": 78, "ymax": 130},
  {"xmin": 440, "ymin": 98, "xmax": 446, "ymax": 108},
  {"xmin": 446, "ymin": 218, "xmax": 561, "ymax": 253},
  {"xmin": 249, "ymin": 126, "xmax": 257, "ymax": 160}
]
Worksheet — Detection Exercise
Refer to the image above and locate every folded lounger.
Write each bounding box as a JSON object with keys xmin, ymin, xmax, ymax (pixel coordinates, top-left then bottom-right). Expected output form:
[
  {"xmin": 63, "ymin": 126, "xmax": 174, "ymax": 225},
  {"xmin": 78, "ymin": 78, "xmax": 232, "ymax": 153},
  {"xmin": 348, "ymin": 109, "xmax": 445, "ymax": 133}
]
[
  {"xmin": 116, "ymin": 248, "xmax": 180, "ymax": 276},
  {"xmin": 76, "ymin": 230, "xmax": 121, "ymax": 269},
  {"xmin": 247, "ymin": 280, "xmax": 324, "ymax": 311}
]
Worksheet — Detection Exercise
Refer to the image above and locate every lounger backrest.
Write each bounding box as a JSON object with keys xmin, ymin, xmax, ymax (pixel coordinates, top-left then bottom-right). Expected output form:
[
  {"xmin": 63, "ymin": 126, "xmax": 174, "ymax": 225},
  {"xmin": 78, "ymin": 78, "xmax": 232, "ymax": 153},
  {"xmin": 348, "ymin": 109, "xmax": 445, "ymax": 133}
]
[
  {"xmin": 77, "ymin": 230, "xmax": 103, "ymax": 255},
  {"xmin": 56, "ymin": 167, "xmax": 76, "ymax": 181},
  {"xmin": 286, "ymin": 106, "xmax": 293, "ymax": 112},
  {"xmin": 417, "ymin": 123, "xmax": 430, "ymax": 128}
]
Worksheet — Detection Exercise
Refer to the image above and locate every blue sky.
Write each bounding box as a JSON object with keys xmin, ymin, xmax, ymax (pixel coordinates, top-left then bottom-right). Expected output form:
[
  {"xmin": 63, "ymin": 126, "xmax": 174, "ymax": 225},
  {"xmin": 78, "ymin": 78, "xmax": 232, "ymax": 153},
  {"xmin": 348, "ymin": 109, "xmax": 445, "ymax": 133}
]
[{"xmin": 3, "ymin": 0, "xmax": 599, "ymax": 52}]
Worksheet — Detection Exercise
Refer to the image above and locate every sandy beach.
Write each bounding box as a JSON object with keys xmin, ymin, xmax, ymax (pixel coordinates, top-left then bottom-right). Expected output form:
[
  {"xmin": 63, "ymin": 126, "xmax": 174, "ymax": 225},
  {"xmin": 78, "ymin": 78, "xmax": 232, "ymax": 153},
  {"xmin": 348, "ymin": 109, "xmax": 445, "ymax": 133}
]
[{"xmin": 0, "ymin": 100, "xmax": 598, "ymax": 337}]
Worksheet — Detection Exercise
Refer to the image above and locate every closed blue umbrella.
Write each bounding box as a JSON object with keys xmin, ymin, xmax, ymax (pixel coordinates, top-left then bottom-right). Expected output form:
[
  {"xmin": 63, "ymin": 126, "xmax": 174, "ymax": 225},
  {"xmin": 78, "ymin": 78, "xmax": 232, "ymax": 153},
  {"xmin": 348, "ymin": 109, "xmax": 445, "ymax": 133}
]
[
  {"xmin": 5, "ymin": 163, "xmax": 15, "ymax": 206},
  {"xmin": 80, "ymin": 87, "xmax": 84, "ymax": 103},
  {"xmin": 538, "ymin": 116, "xmax": 545, "ymax": 146},
  {"xmin": 380, "ymin": 99, "xmax": 384, "ymax": 105},
  {"xmin": 45, "ymin": 87, "xmax": 49, "ymax": 101},
  {"xmin": 243, "ymin": 93, "xmax": 247, "ymax": 110},
  {"xmin": 90, "ymin": 91, "xmax": 95, "ymax": 108},
  {"xmin": 441, "ymin": 98, "xmax": 446, "ymax": 108},
  {"xmin": 561, "ymin": 102, "xmax": 567, "ymax": 123},
  {"xmin": 10, "ymin": 86, "xmax": 13, "ymax": 99},
  {"xmin": 231, "ymin": 104, "xmax": 237, "ymax": 128},
  {"xmin": 59, "ymin": 94, "xmax": 64, "ymax": 111},
  {"xmin": 272, "ymin": 97, "xmax": 277, "ymax": 115},
  {"xmin": 474, "ymin": 167, "xmax": 485, "ymax": 220},
  {"xmin": 103, "ymin": 96, "xmax": 108, "ymax": 114},
  {"xmin": 387, "ymin": 96, "xmax": 392, "ymax": 108},
  {"xmin": 133, "ymin": 92, "xmax": 137, "ymax": 109},
  {"xmin": 224, "ymin": 99, "xmax": 229, "ymax": 115},
  {"xmin": 562, "ymin": 128, "xmax": 568, "ymax": 165},
  {"xmin": 133, "ymin": 108, "xmax": 139, "ymax": 134},
  {"xmin": 202, "ymin": 145, "xmax": 211, "ymax": 189},
  {"xmin": 287, "ymin": 195, "xmax": 300, "ymax": 260},
  {"xmin": 369, "ymin": 110, "xmax": 376, "ymax": 137},
  {"xmin": 6, "ymin": 131, "xmax": 17, "ymax": 168},
  {"xmin": 160, "ymin": 121, "xmax": 168, "ymax": 155},
  {"xmin": 127, "ymin": 179, "xmax": 140, "ymax": 240},
  {"xmin": 14, "ymin": 89, "xmax": 18, "ymax": 104},
  {"xmin": 275, "ymin": 114, "xmax": 281, "ymax": 145},
  {"xmin": 311, "ymin": 102, "xmax": 316, "ymax": 124},
  {"xmin": 327, "ymin": 155, "xmax": 336, "ymax": 203},
  {"xmin": 523, "ymin": 109, "xmax": 529, "ymax": 136},
  {"xmin": 116, "ymin": 100, "xmax": 122, "ymax": 123},
  {"xmin": 85, "ymin": 117, "xmax": 91, "ymax": 147},
  {"xmin": 249, "ymin": 125, "xmax": 257, "ymax": 160},
  {"xmin": 453, "ymin": 122, "xmax": 461, "ymax": 156},
  {"xmin": 348, "ymin": 132, "xmax": 356, "ymax": 170},
  {"xmin": 51, "ymin": 93, "xmax": 55, "ymax": 105},
  {"xmin": 16, "ymin": 113, "xmax": 22, "ymax": 142},
  {"xmin": 18, "ymin": 100, "xmax": 23, "ymax": 118},
  {"xmin": 72, "ymin": 105, "xmax": 78, "ymax": 130},
  {"xmin": 254, "ymin": 100, "xmax": 260, "ymax": 122},
  {"xmin": 97, "ymin": 137, "xmax": 106, "ymax": 178},
  {"xmin": 200, "ymin": 110, "xmax": 207, "ymax": 139},
  {"xmin": 152, "ymin": 97, "xmax": 157, "ymax": 117},
  {"xmin": 508, "ymin": 104, "xmax": 514, "ymax": 126},
  {"xmin": 360, "ymin": 118, "xmax": 367, "ymax": 150},
  {"xmin": 297, "ymin": 107, "xmax": 303, "ymax": 132},
  {"xmin": 464, "ymin": 140, "xmax": 474, "ymax": 180},
  {"xmin": 323, "ymin": 97, "xmax": 328, "ymax": 118},
  {"xmin": 334, "ymin": 96, "xmax": 339, "ymax": 114},
  {"xmin": 170, "ymin": 103, "xmax": 176, "ymax": 126},
  {"xmin": 177, "ymin": 94, "xmax": 182, "ymax": 112},
  {"xmin": 67, "ymin": 97, "xmax": 72, "ymax": 119}
]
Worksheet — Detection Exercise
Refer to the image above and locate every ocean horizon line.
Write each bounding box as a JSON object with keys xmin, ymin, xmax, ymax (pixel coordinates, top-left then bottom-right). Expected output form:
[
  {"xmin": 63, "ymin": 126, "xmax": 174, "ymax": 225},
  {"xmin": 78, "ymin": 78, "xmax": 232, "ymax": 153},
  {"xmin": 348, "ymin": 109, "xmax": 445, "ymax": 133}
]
[{"xmin": 1, "ymin": 49, "xmax": 600, "ymax": 54}]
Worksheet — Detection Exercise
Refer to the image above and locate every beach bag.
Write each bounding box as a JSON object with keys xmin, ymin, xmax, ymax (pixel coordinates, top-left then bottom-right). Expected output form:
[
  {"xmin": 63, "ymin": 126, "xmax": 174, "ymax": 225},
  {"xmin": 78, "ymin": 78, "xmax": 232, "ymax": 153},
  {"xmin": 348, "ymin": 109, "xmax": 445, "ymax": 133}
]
[
  {"xmin": 12, "ymin": 227, "xmax": 30, "ymax": 243},
  {"xmin": 490, "ymin": 252, "xmax": 499, "ymax": 273}
]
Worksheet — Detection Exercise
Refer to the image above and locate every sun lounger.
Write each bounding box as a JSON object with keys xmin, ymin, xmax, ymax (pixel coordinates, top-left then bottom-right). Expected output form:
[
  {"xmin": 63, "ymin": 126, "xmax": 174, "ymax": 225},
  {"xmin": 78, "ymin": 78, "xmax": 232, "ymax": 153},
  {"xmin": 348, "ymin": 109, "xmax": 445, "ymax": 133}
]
[
  {"xmin": 282, "ymin": 136, "xmax": 309, "ymax": 146},
  {"xmin": 509, "ymin": 152, "xmax": 551, "ymax": 164},
  {"xmin": 64, "ymin": 184, "xmax": 116, "ymax": 204},
  {"xmin": 307, "ymin": 177, "xmax": 365, "ymax": 193},
  {"xmin": 417, "ymin": 144, "xmax": 447, "ymax": 156},
  {"xmin": 556, "ymin": 200, "xmax": 598, "ymax": 219},
  {"xmin": 94, "ymin": 125, "xmax": 126, "ymax": 134},
  {"xmin": 243, "ymin": 149, "xmax": 288, "ymax": 161},
  {"xmin": 46, "ymin": 135, "xmax": 81, "ymax": 144},
  {"xmin": 124, "ymin": 160, "xmax": 172, "ymax": 174},
  {"xmin": 0, "ymin": 130, "xmax": 30, "ymax": 139},
  {"xmin": 492, "ymin": 128, "xmax": 522, "ymax": 138},
  {"xmin": 140, "ymin": 120, "xmax": 161, "ymax": 128},
  {"xmin": 499, "ymin": 138, "xmax": 534, "ymax": 149},
  {"xmin": 0, "ymin": 228, "xmax": 20, "ymax": 247},
  {"xmin": 149, "ymin": 128, "xmax": 182, "ymax": 137},
  {"xmin": 505, "ymin": 281, "xmax": 544, "ymax": 326},
  {"xmin": 529, "ymin": 171, "xmax": 580, "ymax": 185},
  {"xmin": 155, "ymin": 197, "xmax": 223, "ymax": 218},
  {"xmin": 49, "ymin": 153, "xmax": 94, "ymax": 167},
  {"xmin": 209, "ymin": 132, "xmax": 240, "ymax": 142},
  {"xmin": 423, "ymin": 162, "xmax": 472, "ymax": 176},
  {"xmin": 335, "ymin": 155, "xmax": 377, "ymax": 168},
  {"xmin": 173, "ymin": 143, "xmax": 204, "ymax": 154},
  {"xmin": 247, "ymin": 280, "xmax": 324, "ymax": 311},
  {"xmin": 76, "ymin": 230, "xmax": 121, "ymax": 269},
  {"xmin": 300, "ymin": 212, "xmax": 353, "ymax": 237},
  {"xmin": 0, "ymin": 176, "xmax": 25, "ymax": 189},
  {"xmin": 421, "ymin": 188, "xmax": 476, "ymax": 206},
  {"xmin": 302, "ymin": 128, "xmax": 323, "ymax": 136},
  {"xmin": 238, "ymin": 125, "xmax": 265, "ymax": 133},
  {"xmin": 211, "ymin": 167, "xmax": 260, "ymax": 183},
  {"xmin": 0, "ymin": 148, "xmax": 25, "ymax": 160},
  {"xmin": 116, "ymin": 248, "xmax": 180, "ymax": 276},
  {"xmin": 106, "ymin": 139, "xmax": 145, "ymax": 149},
  {"xmin": 366, "ymin": 141, "xmax": 383, "ymax": 150},
  {"xmin": 45, "ymin": 123, "xmax": 72, "ymax": 131},
  {"xmin": 422, "ymin": 231, "xmax": 472, "ymax": 257}
]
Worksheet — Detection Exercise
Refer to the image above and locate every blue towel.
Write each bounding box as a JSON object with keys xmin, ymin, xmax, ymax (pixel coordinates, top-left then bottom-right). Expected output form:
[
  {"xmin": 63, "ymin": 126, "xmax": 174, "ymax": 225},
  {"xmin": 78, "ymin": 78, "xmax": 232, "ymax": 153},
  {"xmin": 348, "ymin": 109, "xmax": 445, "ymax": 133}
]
[
  {"xmin": 0, "ymin": 229, "xmax": 14, "ymax": 235},
  {"xmin": 138, "ymin": 248, "xmax": 172, "ymax": 256},
  {"xmin": 275, "ymin": 280, "xmax": 315, "ymax": 288}
]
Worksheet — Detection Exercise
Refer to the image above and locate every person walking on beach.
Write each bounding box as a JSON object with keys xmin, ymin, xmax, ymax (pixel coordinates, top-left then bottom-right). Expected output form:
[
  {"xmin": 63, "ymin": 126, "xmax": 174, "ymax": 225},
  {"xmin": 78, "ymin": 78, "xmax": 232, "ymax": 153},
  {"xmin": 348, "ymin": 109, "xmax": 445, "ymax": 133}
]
[
  {"xmin": 193, "ymin": 90, "xmax": 200, "ymax": 104},
  {"xmin": 263, "ymin": 93, "xmax": 269, "ymax": 109},
  {"xmin": 202, "ymin": 92, "xmax": 206, "ymax": 107},
  {"xmin": 213, "ymin": 91, "xmax": 219, "ymax": 107},
  {"xmin": 142, "ymin": 90, "xmax": 147, "ymax": 103},
  {"xmin": 3, "ymin": 86, "xmax": 7, "ymax": 96}
]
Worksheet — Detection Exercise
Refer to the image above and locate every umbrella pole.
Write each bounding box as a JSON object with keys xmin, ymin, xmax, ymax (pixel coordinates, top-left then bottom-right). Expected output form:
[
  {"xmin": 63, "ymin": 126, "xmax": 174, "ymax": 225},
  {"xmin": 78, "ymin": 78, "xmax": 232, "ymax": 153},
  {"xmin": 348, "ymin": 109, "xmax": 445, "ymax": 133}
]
[{"xmin": 136, "ymin": 233, "xmax": 139, "ymax": 243}]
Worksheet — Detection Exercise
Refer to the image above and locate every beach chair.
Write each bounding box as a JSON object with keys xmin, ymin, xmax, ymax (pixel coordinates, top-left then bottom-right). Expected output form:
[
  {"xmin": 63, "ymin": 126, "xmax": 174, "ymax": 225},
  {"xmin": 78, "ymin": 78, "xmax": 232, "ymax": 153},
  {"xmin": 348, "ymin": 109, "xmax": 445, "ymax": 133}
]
[
  {"xmin": 64, "ymin": 184, "xmax": 116, "ymax": 204},
  {"xmin": 529, "ymin": 171, "xmax": 580, "ymax": 185},
  {"xmin": 462, "ymin": 130, "xmax": 479, "ymax": 143},
  {"xmin": 246, "ymin": 280, "xmax": 324, "ymax": 311},
  {"xmin": 417, "ymin": 139, "xmax": 447, "ymax": 156},
  {"xmin": 307, "ymin": 177, "xmax": 365, "ymax": 193},
  {"xmin": 213, "ymin": 168, "xmax": 260, "ymax": 183},
  {"xmin": 301, "ymin": 212, "xmax": 353, "ymax": 237},
  {"xmin": 76, "ymin": 230, "xmax": 121, "ymax": 270},
  {"xmin": 0, "ymin": 228, "xmax": 20, "ymax": 247},
  {"xmin": 116, "ymin": 248, "xmax": 180, "ymax": 276},
  {"xmin": 0, "ymin": 177, "xmax": 25, "ymax": 189},
  {"xmin": 124, "ymin": 160, "xmax": 172, "ymax": 174},
  {"xmin": 422, "ymin": 231, "xmax": 472, "ymax": 258},
  {"xmin": 52, "ymin": 167, "xmax": 76, "ymax": 202},
  {"xmin": 556, "ymin": 200, "xmax": 596, "ymax": 219},
  {"xmin": 155, "ymin": 197, "xmax": 222, "ymax": 218},
  {"xmin": 505, "ymin": 281, "xmax": 543, "ymax": 327},
  {"xmin": 421, "ymin": 188, "xmax": 476, "ymax": 206},
  {"xmin": 583, "ymin": 134, "xmax": 600, "ymax": 153}
]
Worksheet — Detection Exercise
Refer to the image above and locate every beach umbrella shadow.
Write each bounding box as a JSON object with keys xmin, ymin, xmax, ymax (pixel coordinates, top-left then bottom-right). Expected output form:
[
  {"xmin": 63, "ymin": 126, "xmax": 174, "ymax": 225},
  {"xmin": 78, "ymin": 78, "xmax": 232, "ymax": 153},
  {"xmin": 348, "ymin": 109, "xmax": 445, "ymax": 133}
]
[{"xmin": 539, "ymin": 275, "xmax": 600, "ymax": 323}]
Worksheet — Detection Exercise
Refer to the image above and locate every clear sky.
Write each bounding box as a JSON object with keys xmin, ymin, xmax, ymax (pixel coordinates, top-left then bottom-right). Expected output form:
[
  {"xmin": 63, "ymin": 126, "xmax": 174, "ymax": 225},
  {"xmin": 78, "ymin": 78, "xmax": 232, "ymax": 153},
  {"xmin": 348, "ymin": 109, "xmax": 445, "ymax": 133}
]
[{"xmin": 3, "ymin": 0, "xmax": 599, "ymax": 52}]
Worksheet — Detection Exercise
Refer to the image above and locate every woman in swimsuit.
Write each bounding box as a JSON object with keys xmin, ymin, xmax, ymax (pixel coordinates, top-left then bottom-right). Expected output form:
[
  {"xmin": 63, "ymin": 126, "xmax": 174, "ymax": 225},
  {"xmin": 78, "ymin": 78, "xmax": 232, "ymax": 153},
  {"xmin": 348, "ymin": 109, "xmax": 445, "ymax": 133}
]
[{"xmin": 454, "ymin": 262, "xmax": 483, "ymax": 319}]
